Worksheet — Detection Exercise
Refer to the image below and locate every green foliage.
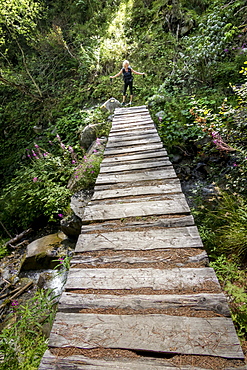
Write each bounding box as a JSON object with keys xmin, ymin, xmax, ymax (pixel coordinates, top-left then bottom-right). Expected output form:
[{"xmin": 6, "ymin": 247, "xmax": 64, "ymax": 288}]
[
  {"xmin": 0, "ymin": 144, "xmax": 74, "ymax": 231},
  {"xmin": 69, "ymin": 151, "xmax": 103, "ymax": 192},
  {"xmin": 0, "ymin": 0, "xmax": 43, "ymax": 47},
  {"xmin": 53, "ymin": 254, "xmax": 71, "ymax": 274},
  {"xmin": 0, "ymin": 289, "xmax": 56, "ymax": 370},
  {"xmin": 0, "ymin": 239, "xmax": 8, "ymax": 259},
  {"xmin": 210, "ymin": 255, "xmax": 247, "ymax": 339}
]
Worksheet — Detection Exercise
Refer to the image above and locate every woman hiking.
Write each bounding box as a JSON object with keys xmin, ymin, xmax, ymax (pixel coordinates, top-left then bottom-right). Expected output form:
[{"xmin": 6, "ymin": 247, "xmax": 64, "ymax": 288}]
[{"xmin": 110, "ymin": 60, "xmax": 145, "ymax": 106}]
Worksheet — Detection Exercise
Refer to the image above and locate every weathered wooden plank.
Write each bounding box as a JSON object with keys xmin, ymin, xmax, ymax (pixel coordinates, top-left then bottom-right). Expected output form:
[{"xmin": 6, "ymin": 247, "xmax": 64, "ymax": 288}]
[
  {"xmin": 80, "ymin": 215, "xmax": 195, "ymax": 233},
  {"xmin": 65, "ymin": 267, "xmax": 219, "ymax": 291},
  {"xmin": 108, "ymin": 129, "xmax": 160, "ymax": 142},
  {"xmin": 39, "ymin": 350, "xmax": 211, "ymax": 370},
  {"xmin": 111, "ymin": 123, "xmax": 155, "ymax": 131},
  {"xmin": 48, "ymin": 313, "xmax": 244, "ymax": 359},
  {"xmin": 114, "ymin": 105, "xmax": 147, "ymax": 113},
  {"xmin": 113, "ymin": 115, "xmax": 151, "ymax": 123},
  {"xmin": 92, "ymin": 182, "xmax": 182, "ymax": 200},
  {"xmin": 107, "ymin": 137, "xmax": 161, "ymax": 148},
  {"xmin": 112, "ymin": 121, "xmax": 154, "ymax": 129},
  {"xmin": 100, "ymin": 156, "xmax": 170, "ymax": 168},
  {"xmin": 90, "ymin": 193, "xmax": 186, "ymax": 205},
  {"xmin": 110, "ymin": 124, "xmax": 156, "ymax": 133},
  {"xmin": 101, "ymin": 149, "xmax": 168, "ymax": 163},
  {"xmin": 83, "ymin": 198, "xmax": 190, "ymax": 221},
  {"xmin": 99, "ymin": 160, "xmax": 172, "ymax": 173},
  {"xmin": 95, "ymin": 168, "xmax": 177, "ymax": 185},
  {"xmin": 70, "ymin": 250, "xmax": 208, "ymax": 268},
  {"xmin": 75, "ymin": 226, "xmax": 202, "ymax": 252},
  {"xmin": 58, "ymin": 292, "xmax": 230, "ymax": 316},
  {"xmin": 108, "ymin": 128, "xmax": 158, "ymax": 138},
  {"xmin": 104, "ymin": 142, "xmax": 163, "ymax": 155}
]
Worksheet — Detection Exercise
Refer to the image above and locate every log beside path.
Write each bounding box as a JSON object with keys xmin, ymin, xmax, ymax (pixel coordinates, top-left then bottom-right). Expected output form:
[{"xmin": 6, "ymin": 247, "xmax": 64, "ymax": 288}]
[{"xmin": 39, "ymin": 106, "xmax": 246, "ymax": 370}]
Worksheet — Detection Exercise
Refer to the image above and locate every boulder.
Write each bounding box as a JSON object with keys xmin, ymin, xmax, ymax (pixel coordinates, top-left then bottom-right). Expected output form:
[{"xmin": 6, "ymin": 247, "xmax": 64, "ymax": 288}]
[
  {"xmin": 80, "ymin": 123, "xmax": 101, "ymax": 150},
  {"xmin": 70, "ymin": 190, "xmax": 93, "ymax": 219},
  {"xmin": 60, "ymin": 213, "xmax": 82, "ymax": 238},
  {"xmin": 101, "ymin": 97, "xmax": 121, "ymax": 113},
  {"xmin": 21, "ymin": 232, "xmax": 70, "ymax": 271}
]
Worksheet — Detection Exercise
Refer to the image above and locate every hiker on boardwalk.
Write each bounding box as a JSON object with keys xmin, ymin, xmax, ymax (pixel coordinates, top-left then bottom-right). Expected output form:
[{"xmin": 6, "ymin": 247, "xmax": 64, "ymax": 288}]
[{"xmin": 110, "ymin": 60, "xmax": 145, "ymax": 106}]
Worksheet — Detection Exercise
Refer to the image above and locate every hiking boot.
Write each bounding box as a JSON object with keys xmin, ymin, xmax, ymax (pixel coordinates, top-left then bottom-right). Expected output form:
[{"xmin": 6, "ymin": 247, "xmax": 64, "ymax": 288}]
[{"xmin": 121, "ymin": 102, "xmax": 126, "ymax": 106}]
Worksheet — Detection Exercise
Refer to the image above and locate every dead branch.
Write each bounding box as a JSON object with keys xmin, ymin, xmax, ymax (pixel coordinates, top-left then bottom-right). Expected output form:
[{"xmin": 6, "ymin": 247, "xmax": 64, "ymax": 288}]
[
  {"xmin": 0, "ymin": 281, "xmax": 33, "ymax": 309},
  {"xmin": 5, "ymin": 228, "xmax": 32, "ymax": 248},
  {"xmin": 0, "ymin": 220, "xmax": 13, "ymax": 238},
  {"xmin": 9, "ymin": 281, "xmax": 33, "ymax": 301},
  {"xmin": 9, "ymin": 240, "xmax": 29, "ymax": 249}
]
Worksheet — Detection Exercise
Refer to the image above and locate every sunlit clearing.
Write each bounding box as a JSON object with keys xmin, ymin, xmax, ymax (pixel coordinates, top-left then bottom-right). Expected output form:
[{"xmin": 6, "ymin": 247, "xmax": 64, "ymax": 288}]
[{"xmin": 100, "ymin": 0, "xmax": 135, "ymax": 63}]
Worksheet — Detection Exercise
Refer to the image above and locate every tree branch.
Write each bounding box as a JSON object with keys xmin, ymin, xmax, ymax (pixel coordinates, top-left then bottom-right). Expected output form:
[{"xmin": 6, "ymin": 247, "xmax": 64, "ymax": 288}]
[{"xmin": 16, "ymin": 39, "xmax": 43, "ymax": 98}]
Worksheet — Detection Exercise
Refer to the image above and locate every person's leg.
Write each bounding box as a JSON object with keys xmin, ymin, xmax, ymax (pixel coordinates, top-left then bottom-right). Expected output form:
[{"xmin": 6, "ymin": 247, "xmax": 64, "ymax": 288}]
[
  {"xmin": 122, "ymin": 82, "xmax": 128, "ymax": 105},
  {"xmin": 129, "ymin": 81, "xmax": 133, "ymax": 104}
]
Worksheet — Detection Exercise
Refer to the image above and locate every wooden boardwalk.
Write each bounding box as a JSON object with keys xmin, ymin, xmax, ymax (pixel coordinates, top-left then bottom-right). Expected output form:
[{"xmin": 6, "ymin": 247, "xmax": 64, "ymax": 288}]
[{"xmin": 39, "ymin": 106, "xmax": 246, "ymax": 369}]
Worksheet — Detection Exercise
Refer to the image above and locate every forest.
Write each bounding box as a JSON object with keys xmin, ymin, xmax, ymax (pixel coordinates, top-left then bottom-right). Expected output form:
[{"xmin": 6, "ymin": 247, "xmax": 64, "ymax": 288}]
[{"xmin": 0, "ymin": 0, "xmax": 247, "ymax": 368}]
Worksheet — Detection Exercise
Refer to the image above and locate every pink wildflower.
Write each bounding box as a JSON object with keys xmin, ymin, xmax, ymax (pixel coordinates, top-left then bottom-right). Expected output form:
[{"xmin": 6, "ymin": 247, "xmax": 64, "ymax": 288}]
[
  {"xmin": 11, "ymin": 300, "xmax": 19, "ymax": 306},
  {"xmin": 58, "ymin": 213, "xmax": 63, "ymax": 218},
  {"xmin": 33, "ymin": 177, "xmax": 38, "ymax": 182}
]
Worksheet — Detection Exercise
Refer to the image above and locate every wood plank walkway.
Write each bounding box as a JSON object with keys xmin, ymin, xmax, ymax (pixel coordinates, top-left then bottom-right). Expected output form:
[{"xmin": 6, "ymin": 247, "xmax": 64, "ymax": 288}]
[{"xmin": 39, "ymin": 106, "xmax": 246, "ymax": 370}]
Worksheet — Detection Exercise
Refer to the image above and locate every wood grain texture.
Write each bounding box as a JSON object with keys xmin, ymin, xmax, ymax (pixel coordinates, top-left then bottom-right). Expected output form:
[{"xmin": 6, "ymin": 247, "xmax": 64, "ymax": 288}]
[
  {"xmin": 82, "ymin": 198, "xmax": 190, "ymax": 221},
  {"xmin": 38, "ymin": 350, "xmax": 213, "ymax": 370},
  {"xmin": 104, "ymin": 142, "xmax": 163, "ymax": 155},
  {"xmin": 92, "ymin": 182, "xmax": 182, "ymax": 200},
  {"xmin": 99, "ymin": 160, "xmax": 172, "ymax": 173},
  {"xmin": 80, "ymin": 215, "xmax": 195, "ymax": 233},
  {"xmin": 107, "ymin": 137, "xmax": 161, "ymax": 148},
  {"xmin": 108, "ymin": 129, "xmax": 158, "ymax": 139},
  {"xmin": 95, "ymin": 168, "xmax": 177, "ymax": 184},
  {"xmin": 64, "ymin": 267, "xmax": 220, "ymax": 291},
  {"xmin": 75, "ymin": 226, "xmax": 203, "ymax": 252},
  {"xmin": 110, "ymin": 124, "xmax": 156, "ymax": 134},
  {"xmin": 101, "ymin": 149, "xmax": 168, "ymax": 163},
  {"xmin": 58, "ymin": 292, "xmax": 230, "ymax": 316},
  {"xmin": 48, "ymin": 313, "xmax": 244, "ymax": 359},
  {"xmin": 70, "ymin": 250, "xmax": 208, "ymax": 267}
]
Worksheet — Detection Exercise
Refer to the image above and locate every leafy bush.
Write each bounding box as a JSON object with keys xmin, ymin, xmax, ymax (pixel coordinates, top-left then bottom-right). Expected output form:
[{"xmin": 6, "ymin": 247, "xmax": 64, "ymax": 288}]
[
  {"xmin": 0, "ymin": 289, "xmax": 56, "ymax": 370},
  {"xmin": 210, "ymin": 255, "xmax": 247, "ymax": 339}
]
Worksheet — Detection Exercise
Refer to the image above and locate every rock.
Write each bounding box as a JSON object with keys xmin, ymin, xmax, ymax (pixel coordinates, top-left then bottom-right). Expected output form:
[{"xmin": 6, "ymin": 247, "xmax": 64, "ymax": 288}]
[
  {"xmin": 86, "ymin": 136, "xmax": 107, "ymax": 156},
  {"xmin": 21, "ymin": 232, "xmax": 68, "ymax": 271},
  {"xmin": 171, "ymin": 154, "xmax": 183, "ymax": 164},
  {"xmin": 70, "ymin": 190, "xmax": 93, "ymax": 219},
  {"xmin": 101, "ymin": 97, "xmax": 121, "ymax": 113},
  {"xmin": 155, "ymin": 110, "xmax": 165, "ymax": 119},
  {"xmin": 79, "ymin": 123, "xmax": 101, "ymax": 150},
  {"xmin": 42, "ymin": 322, "xmax": 53, "ymax": 338},
  {"xmin": 33, "ymin": 125, "xmax": 43, "ymax": 134},
  {"xmin": 60, "ymin": 213, "xmax": 82, "ymax": 238}
]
